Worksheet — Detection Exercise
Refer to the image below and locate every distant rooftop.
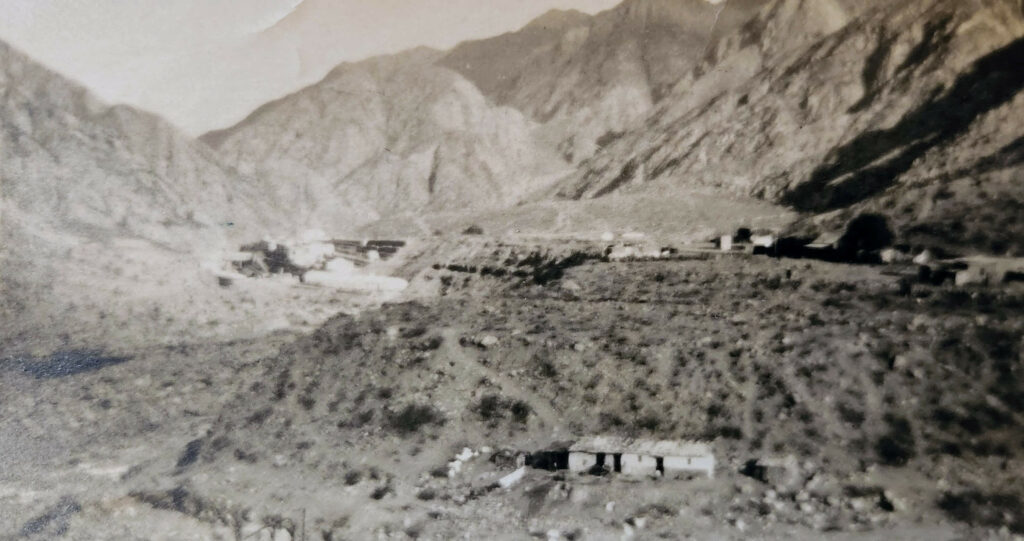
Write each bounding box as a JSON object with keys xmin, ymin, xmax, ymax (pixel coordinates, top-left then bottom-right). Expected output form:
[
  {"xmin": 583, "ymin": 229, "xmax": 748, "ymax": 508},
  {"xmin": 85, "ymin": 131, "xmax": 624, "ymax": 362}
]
[{"xmin": 570, "ymin": 436, "xmax": 711, "ymax": 456}]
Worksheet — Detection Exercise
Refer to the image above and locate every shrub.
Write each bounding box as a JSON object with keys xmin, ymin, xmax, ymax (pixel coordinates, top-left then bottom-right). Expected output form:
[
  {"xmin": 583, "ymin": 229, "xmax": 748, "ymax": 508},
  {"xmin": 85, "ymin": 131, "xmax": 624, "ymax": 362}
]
[
  {"xmin": 877, "ymin": 414, "xmax": 916, "ymax": 465},
  {"xmin": 472, "ymin": 394, "xmax": 532, "ymax": 425},
  {"xmin": 462, "ymin": 225, "xmax": 484, "ymax": 235},
  {"xmin": 938, "ymin": 491, "xmax": 1024, "ymax": 533},
  {"xmin": 387, "ymin": 404, "xmax": 445, "ymax": 435}
]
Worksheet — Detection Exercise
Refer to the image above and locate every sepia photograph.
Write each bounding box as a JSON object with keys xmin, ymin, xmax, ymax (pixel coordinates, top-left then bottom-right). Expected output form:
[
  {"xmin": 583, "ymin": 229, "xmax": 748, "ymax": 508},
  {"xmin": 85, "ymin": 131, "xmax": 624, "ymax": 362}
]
[{"xmin": 1, "ymin": 0, "xmax": 1023, "ymax": 538}]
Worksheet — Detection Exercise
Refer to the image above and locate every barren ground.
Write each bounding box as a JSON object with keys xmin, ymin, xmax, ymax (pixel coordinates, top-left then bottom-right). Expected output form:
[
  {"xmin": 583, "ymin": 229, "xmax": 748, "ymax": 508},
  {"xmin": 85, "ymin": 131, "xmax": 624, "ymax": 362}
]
[{"xmin": 2, "ymin": 238, "xmax": 1022, "ymax": 540}]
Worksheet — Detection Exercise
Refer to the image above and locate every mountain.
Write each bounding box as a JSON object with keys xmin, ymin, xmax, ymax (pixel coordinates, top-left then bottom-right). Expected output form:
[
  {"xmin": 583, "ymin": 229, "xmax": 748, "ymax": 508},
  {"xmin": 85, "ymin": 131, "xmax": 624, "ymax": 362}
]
[
  {"xmin": 0, "ymin": 39, "xmax": 276, "ymax": 248},
  {"xmin": 556, "ymin": 0, "xmax": 1024, "ymax": 255},
  {"xmin": 439, "ymin": 0, "xmax": 765, "ymax": 162},
  {"xmin": 0, "ymin": 38, "xmax": 281, "ymax": 348},
  {"xmin": 202, "ymin": 48, "xmax": 568, "ymax": 233}
]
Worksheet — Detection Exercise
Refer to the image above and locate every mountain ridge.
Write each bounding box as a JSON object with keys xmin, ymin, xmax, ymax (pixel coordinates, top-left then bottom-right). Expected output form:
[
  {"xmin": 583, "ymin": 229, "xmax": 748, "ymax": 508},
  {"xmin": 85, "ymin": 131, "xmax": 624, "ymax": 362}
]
[{"xmin": 555, "ymin": 0, "xmax": 1024, "ymax": 254}]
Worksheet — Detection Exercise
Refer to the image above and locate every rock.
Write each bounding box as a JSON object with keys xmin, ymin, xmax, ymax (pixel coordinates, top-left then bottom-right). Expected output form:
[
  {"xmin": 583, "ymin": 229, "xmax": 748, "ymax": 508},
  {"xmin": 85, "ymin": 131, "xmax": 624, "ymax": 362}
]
[
  {"xmin": 850, "ymin": 498, "xmax": 870, "ymax": 512},
  {"xmin": 499, "ymin": 467, "xmax": 526, "ymax": 488},
  {"xmin": 955, "ymin": 268, "xmax": 988, "ymax": 286},
  {"xmin": 562, "ymin": 280, "xmax": 582, "ymax": 292},
  {"xmin": 573, "ymin": 342, "xmax": 586, "ymax": 352},
  {"xmin": 606, "ymin": 501, "xmax": 616, "ymax": 513},
  {"xmin": 880, "ymin": 248, "xmax": 907, "ymax": 264},
  {"xmin": 546, "ymin": 529, "xmax": 562, "ymax": 540},
  {"xmin": 912, "ymin": 250, "xmax": 934, "ymax": 265},
  {"xmin": 480, "ymin": 335, "xmax": 499, "ymax": 348},
  {"xmin": 273, "ymin": 528, "xmax": 292, "ymax": 541}
]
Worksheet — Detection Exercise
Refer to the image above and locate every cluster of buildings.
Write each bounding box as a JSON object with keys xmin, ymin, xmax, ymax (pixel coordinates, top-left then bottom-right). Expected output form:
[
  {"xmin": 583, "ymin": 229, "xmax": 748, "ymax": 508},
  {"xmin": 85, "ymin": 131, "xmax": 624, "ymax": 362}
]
[{"xmin": 221, "ymin": 230, "xmax": 409, "ymax": 292}]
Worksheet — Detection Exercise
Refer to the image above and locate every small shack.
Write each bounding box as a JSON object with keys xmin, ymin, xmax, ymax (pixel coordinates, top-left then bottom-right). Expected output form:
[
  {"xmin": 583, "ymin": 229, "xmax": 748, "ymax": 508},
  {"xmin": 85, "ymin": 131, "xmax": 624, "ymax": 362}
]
[{"xmin": 568, "ymin": 436, "xmax": 714, "ymax": 479}]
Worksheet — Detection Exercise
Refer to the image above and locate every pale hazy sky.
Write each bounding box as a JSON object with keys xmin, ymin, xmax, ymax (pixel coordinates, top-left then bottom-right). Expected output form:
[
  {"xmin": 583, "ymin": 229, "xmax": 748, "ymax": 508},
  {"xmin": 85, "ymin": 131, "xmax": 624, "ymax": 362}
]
[{"xmin": 0, "ymin": 0, "xmax": 630, "ymax": 135}]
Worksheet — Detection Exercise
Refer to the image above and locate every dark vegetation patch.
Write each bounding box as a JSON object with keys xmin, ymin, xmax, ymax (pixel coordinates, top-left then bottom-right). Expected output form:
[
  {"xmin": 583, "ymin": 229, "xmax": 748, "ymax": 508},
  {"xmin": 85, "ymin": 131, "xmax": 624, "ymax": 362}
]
[
  {"xmin": 386, "ymin": 404, "xmax": 445, "ymax": 435},
  {"xmin": 877, "ymin": 414, "xmax": 916, "ymax": 466},
  {"xmin": 473, "ymin": 393, "xmax": 532, "ymax": 427},
  {"xmin": 938, "ymin": 491, "xmax": 1024, "ymax": 533}
]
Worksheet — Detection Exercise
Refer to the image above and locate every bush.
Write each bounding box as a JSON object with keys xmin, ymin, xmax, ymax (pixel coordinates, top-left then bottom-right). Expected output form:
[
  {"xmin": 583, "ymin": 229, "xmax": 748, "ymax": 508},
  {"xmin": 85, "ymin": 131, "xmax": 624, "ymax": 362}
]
[
  {"xmin": 472, "ymin": 394, "xmax": 532, "ymax": 425},
  {"xmin": 462, "ymin": 225, "xmax": 484, "ymax": 235},
  {"xmin": 938, "ymin": 491, "xmax": 1024, "ymax": 533},
  {"xmin": 877, "ymin": 414, "xmax": 916, "ymax": 465},
  {"xmin": 387, "ymin": 404, "xmax": 445, "ymax": 435}
]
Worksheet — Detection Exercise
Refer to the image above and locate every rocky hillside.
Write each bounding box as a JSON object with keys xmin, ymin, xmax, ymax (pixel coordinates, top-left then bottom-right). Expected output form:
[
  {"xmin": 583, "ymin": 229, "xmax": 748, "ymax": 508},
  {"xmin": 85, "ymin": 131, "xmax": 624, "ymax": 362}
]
[
  {"xmin": 0, "ymin": 40, "xmax": 275, "ymax": 248},
  {"xmin": 557, "ymin": 0, "xmax": 1024, "ymax": 255},
  {"xmin": 440, "ymin": 0, "xmax": 764, "ymax": 162},
  {"xmin": 0, "ymin": 39, "xmax": 281, "ymax": 349},
  {"xmin": 189, "ymin": 243, "xmax": 1024, "ymax": 536},
  {"xmin": 201, "ymin": 48, "xmax": 568, "ymax": 233}
]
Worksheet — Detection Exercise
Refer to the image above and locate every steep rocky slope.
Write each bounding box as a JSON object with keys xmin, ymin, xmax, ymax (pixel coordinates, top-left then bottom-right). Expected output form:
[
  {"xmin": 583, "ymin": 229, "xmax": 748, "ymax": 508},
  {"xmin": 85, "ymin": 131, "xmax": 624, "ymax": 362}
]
[
  {"xmin": 0, "ymin": 40, "xmax": 275, "ymax": 248},
  {"xmin": 558, "ymin": 0, "xmax": 1024, "ymax": 255},
  {"xmin": 440, "ymin": 0, "xmax": 765, "ymax": 161},
  {"xmin": 0, "ymin": 39, "xmax": 280, "ymax": 349},
  {"xmin": 202, "ymin": 49, "xmax": 568, "ymax": 233}
]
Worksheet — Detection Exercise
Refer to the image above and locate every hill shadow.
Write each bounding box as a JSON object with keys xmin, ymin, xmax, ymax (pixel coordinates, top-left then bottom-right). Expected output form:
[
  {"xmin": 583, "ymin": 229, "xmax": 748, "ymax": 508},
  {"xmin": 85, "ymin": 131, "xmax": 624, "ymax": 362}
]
[{"xmin": 782, "ymin": 36, "xmax": 1024, "ymax": 212}]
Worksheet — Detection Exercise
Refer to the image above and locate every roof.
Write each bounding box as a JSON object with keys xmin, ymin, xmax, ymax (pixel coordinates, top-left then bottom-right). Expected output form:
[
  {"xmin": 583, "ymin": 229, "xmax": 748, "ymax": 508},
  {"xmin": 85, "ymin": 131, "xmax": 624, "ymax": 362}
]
[{"xmin": 570, "ymin": 436, "xmax": 712, "ymax": 457}]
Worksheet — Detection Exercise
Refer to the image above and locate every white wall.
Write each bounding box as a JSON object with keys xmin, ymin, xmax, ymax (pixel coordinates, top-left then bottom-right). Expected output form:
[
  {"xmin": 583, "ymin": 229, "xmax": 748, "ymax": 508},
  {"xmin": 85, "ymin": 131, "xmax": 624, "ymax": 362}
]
[
  {"xmin": 620, "ymin": 453, "xmax": 658, "ymax": 476},
  {"xmin": 568, "ymin": 452, "xmax": 597, "ymax": 473},
  {"xmin": 664, "ymin": 455, "xmax": 715, "ymax": 479}
]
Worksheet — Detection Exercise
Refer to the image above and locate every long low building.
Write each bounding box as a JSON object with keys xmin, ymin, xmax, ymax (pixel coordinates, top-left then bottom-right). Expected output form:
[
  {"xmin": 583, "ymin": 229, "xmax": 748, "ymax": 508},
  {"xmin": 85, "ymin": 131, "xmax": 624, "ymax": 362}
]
[{"xmin": 568, "ymin": 436, "xmax": 715, "ymax": 479}]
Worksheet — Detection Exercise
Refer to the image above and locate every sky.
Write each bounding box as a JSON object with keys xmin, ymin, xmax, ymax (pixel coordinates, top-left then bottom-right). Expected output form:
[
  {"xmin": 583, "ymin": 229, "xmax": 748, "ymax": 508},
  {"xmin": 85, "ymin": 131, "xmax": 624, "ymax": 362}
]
[{"xmin": 0, "ymin": 0, "xmax": 629, "ymax": 135}]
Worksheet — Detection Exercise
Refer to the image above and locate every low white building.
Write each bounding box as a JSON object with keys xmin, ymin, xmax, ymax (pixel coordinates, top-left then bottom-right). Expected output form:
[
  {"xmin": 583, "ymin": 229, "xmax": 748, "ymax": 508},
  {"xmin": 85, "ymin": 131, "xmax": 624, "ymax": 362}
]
[
  {"xmin": 568, "ymin": 437, "xmax": 715, "ymax": 478},
  {"xmin": 751, "ymin": 234, "xmax": 776, "ymax": 249}
]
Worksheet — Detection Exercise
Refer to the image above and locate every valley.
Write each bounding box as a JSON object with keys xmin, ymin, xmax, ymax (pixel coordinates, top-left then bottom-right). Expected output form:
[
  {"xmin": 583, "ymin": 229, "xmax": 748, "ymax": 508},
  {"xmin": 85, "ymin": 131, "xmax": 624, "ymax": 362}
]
[{"xmin": 2, "ymin": 0, "xmax": 1023, "ymax": 538}]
